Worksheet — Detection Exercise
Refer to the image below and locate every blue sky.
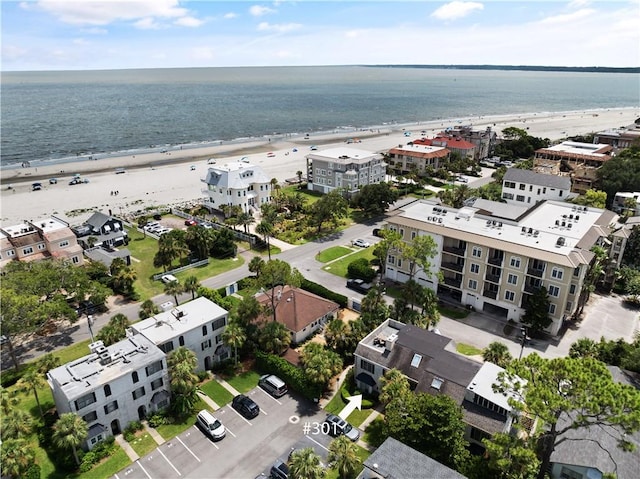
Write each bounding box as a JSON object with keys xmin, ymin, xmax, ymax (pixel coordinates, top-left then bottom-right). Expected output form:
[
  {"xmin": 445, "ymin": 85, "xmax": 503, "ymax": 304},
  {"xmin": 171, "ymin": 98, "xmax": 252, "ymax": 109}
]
[{"xmin": 2, "ymin": 1, "xmax": 638, "ymax": 71}]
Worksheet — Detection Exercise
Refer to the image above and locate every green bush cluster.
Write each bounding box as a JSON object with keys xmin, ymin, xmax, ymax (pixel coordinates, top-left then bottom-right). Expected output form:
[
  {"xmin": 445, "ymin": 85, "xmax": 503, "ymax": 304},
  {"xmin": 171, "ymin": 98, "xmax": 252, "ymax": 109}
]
[
  {"xmin": 301, "ymin": 278, "xmax": 348, "ymax": 308},
  {"xmin": 196, "ymin": 370, "xmax": 210, "ymax": 382},
  {"xmin": 340, "ymin": 369, "xmax": 376, "ymax": 408},
  {"xmin": 147, "ymin": 412, "xmax": 174, "ymax": 428},
  {"xmin": 254, "ymin": 351, "xmax": 323, "ymax": 401},
  {"xmin": 79, "ymin": 436, "xmax": 116, "ymax": 473},
  {"xmin": 347, "ymin": 258, "xmax": 377, "ymax": 282},
  {"xmin": 123, "ymin": 420, "xmax": 144, "ymax": 442}
]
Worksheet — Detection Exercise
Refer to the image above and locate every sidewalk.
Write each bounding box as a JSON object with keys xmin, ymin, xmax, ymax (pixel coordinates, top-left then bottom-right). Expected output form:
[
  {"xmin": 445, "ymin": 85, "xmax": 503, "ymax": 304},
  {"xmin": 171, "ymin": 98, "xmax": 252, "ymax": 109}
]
[
  {"xmin": 114, "ymin": 434, "xmax": 139, "ymax": 462},
  {"xmin": 142, "ymin": 420, "xmax": 166, "ymax": 445},
  {"xmin": 212, "ymin": 374, "xmax": 242, "ymax": 396},
  {"xmin": 197, "ymin": 390, "xmax": 221, "ymax": 410},
  {"xmin": 318, "ymin": 365, "xmax": 352, "ymax": 409}
]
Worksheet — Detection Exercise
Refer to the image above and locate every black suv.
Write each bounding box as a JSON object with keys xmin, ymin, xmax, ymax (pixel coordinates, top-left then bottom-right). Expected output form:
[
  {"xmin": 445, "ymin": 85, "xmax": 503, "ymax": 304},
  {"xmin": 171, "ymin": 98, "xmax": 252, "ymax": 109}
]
[
  {"xmin": 346, "ymin": 278, "xmax": 373, "ymax": 294},
  {"xmin": 232, "ymin": 394, "xmax": 260, "ymax": 419},
  {"xmin": 269, "ymin": 459, "xmax": 289, "ymax": 479}
]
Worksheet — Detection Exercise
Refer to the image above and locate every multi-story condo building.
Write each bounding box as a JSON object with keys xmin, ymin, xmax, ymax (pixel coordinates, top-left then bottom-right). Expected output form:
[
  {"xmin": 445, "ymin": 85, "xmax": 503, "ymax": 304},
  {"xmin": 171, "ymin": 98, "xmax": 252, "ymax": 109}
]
[
  {"xmin": 0, "ymin": 217, "xmax": 84, "ymax": 268},
  {"xmin": 413, "ymin": 135, "xmax": 476, "ymax": 160},
  {"xmin": 612, "ymin": 191, "xmax": 640, "ymax": 216},
  {"xmin": 386, "ymin": 143, "xmax": 450, "ymax": 175},
  {"xmin": 201, "ymin": 161, "xmax": 273, "ymax": 214},
  {"xmin": 354, "ymin": 319, "xmax": 532, "ymax": 450},
  {"xmin": 502, "ymin": 168, "xmax": 572, "ymax": 205},
  {"xmin": 306, "ymin": 147, "xmax": 387, "ymax": 195},
  {"xmin": 594, "ymin": 122, "xmax": 640, "ymax": 150},
  {"xmin": 384, "ymin": 199, "xmax": 621, "ymax": 335},
  {"xmin": 131, "ymin": 297, "xmax": 230, "ymax": 371},
  {"xmin": 47, "ymin": 335, "xmax": 169, "ymax": 450}
]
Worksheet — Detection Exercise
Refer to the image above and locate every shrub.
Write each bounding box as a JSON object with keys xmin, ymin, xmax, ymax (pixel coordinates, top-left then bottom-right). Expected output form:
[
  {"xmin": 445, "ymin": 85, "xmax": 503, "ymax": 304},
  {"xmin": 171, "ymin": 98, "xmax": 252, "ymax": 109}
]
[
  {"xmin": 347, "ymin": 258, "xmax": 377, "ymax": 282},
  {"xmin": 301, "ymin": 278, "xmax": 348, "ymax": 308},
  {"xmin": 148, "ymin": 413, "xmax": 173, "ymax": 428},
  {"xmin": 79, "ymin": 452, "xmax": 96, "ymax": 473},
  {"xmin": 211, "ymin": 358, "xmax": 235, "ymax": 375},
  {"xmin": 24, "ymin": 463, "xmax": 41, "ymax": 479},
  {"xmin": 197, "ymin": 370, "xmax": 210, "ymax": 382},
  {"xmin": 255, "ymin": 351, "xmax": 323, "ymax": 400}
]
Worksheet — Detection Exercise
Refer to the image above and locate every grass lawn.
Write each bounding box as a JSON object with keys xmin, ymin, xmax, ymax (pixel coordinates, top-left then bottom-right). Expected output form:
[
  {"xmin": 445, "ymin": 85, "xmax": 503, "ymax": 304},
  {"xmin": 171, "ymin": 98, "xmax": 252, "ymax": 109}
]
[
  {"xmin": 128, "ymin": 431, "xmax": 159, "ymax": 458},
  {"xmin": 55, "ymin": 338, "xmax": 93, "ymax": 364},
  {"xmin": 324, "ymin": 443, "xmax": 371, "ymax": 479},
  {"xmin": 155, "ymin": 398, "xmax": 206, "ymax": 440},
  {"xmin": 324, "ymin": 391, "xmax": 347, "ymax": 416},
  {"xmin": 456, "ymin": 343, "xmax": 483, "ymax": 356},
  {"xmin": 438, "ymin": 305, "xmax": 470, "ymax": 319},
  {"xmin": 75, "ymin": 446, "xmax": 131, "ymax": 479},
  {"xmin": 317, "ymin": 246, "xmax": 353, "ymax": 263},
  {"xmin": 409, "ymin": 189, "xmax": 436, "ymax": 199},
  {"xmin": 362, "ymin": 416, "xmax": 386, "ymax": 448},
  {"xmin": 322, "ymin": 248, "xmax": 375, "ymax": 278},
  {"xmin": 347, "ymin": 408, "xmax": 373, "ymax": 428},
  {"xmin": 199, "ymin": 379, "xmax": 234, "ymax": 407},
  {"xmin": 225, "ymin": 370, "xmax": 261, "ymax": 394}
]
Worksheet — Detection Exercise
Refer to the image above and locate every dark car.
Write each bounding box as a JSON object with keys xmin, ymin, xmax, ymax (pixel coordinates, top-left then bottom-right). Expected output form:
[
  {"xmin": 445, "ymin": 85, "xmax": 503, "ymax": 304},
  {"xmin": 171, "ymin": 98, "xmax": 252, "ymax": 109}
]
[
  {"xmin": 76, "ymin": 300, "xmax": 100, "ymax": 317},
  {"xmin": 346, "ymin": 278, "xmax": 373, "ymax": 295},
  {"xmin": 373, "ymin": 228, "xmax": 382, "ymax": 237},
  {"xmin": 32, "ymin": 182, "xmax": 42, "ymax": 191},
  {"xmin": 232, "ymin": 394, "xmax": 260, "ymax": 419},
  {"xmin": 324, "ymin": 414, "xmax": 360, "ymax": 441},
  {"xmin": 269, "ymin": 459, "xmax": 289, "ymax": 479},
  {"xmin": 184, "ymin": 219, "xmax": 197, "ymax": 227}
]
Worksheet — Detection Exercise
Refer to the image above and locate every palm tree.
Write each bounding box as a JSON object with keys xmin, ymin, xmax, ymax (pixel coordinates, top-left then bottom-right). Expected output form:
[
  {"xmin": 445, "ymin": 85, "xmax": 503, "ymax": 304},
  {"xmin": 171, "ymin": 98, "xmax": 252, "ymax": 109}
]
[
  {"xmin": 184, "ymin": 276, "xmax": 200, "ymax": 300},
  {"xmin": 0, "ymin": 438, "xmax": 36, "ymax": 478},
  {"xmin": 568, "ymin": 338, "xmax": 599, "ymax": 359},
  {"xmin": 324, "ymin": 319, "xmax": 348, "ymax": 352},
  {"xmin": 296, "ymin": 170, "xmax": 303, "ymax": 184},
  {"xmin": 1, "ymin": 409, "xmax": 33, "ymax": 439},
  {"xmin": 236, "ymin": 211, "xmax": 255, "ymax": 234},
  {"xmin": 36, "ymin": 353, "xmax": 61, "ymax": 375},
  {"xmin": 52, "ymin": 413, "xmax": 88, "ymax": 466},
  {"xmin": 17, "ymin": 369, "xmax": 45, "ymax": 418},
  {"xmin": 379, "ymin": 368, "xmax": 410, "ymax": 406},
  {"xmin": 185, "ymin": 225, "xmax": 214, "ymax": 260},
  {"xmin": 112, "ymin": 266, "xmax": 137, "ymax": 296},
  {"xmin": 327, "ymin": 436, "xmax": 361, "ymax": 479},
  {"xmin": 288, "ymin": 447, "xmax": 325, "ymax": 479},
  {"xmin": 139, "ymin": 299, "xmax": 160, "ymax": 319},
  {"xmin": 222, "ymin": 321, "xmax": 246, "ymax": 366},
  {"xmin": 256, "ymin": 220, "xmax": 274, "ymax": 260},
  {"xmin": 164, "ymin": 280, "xmax": 184, "ymax": 305},
  {"xmin": 0, "ymin": 386, "xmax": 20, "ymax": 415},
  {"xmin": 248, "ymin": 256, "xmax": 265, "ymax": 277},
  {"xmin": 482, "ymin": 341, "xmax": 513, "ymax": 368},
  {"xmin": 167, "ymin": 347, "xmax": 199, "ymax": 416},
  {"xmin": 258, "ymin": 321, "xmax": 291, "ymax": 355}
]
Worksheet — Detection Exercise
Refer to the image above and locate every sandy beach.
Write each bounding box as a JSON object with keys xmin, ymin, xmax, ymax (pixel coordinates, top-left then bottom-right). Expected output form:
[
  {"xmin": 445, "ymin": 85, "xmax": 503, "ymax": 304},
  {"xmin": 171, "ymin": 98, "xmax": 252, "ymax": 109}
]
[{"xmin": 1, "ymin": 107, "xmax": 637, "ymax": 226}]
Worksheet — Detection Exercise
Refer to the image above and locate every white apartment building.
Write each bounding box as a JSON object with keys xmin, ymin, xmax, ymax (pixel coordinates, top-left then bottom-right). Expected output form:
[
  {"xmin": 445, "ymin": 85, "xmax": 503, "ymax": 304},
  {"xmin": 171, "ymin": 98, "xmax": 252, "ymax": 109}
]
[
  {"xmin": 201, "ymin": 162, "xmax": 273, "ymax": 214},
  {"xmin": 306, "ymin": 147, "xmax": 387, "ymax": 196},
  {"xmin": 502, "ymin": 168, "xmax": 572, "ymax": 205},
  {"xmin": 47, "ymin": 335, "xmax": 169, "ymax": 450},
  {"xmin": 131, "ymin": 297, "xmax": 230, "ymax": 371},
  {"xmin": 612, "ymin": 191, "xmax": 640, "ymax": 216},
  {"xmin": 384, "ymin": 199, "xmax": 621, "ymax": 335}
]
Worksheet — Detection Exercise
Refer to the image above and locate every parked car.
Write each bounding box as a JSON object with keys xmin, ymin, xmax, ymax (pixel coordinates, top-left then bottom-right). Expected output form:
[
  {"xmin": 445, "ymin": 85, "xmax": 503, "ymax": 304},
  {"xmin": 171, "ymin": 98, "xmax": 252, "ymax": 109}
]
[
  {"xmin": 196, "ymin": 410, "xmax": 226, "ymax": 441},
  {"xmin": 258, "ymin": 374, "xmax": 288, "ymax": 398},
  {"xmin": 232, "ymin": 394, "xmax": 260, "ymax": 419},
  {"xmin": 185, "ymin": 219, "xmax": 197, "ymax": 227},
  {"xmin": 352, "ymin": 238, "xmax": 370, "ymax": 248},
  {"xmin": 115, "ymin": 168, "xmax": 126, "ymax": 174},
  {"xmin": 269, "ymin": 459, "xmax": 289, "ymax": 479},
  {"xmin": 372, "ymin": 228, "xmax": 382, "ymax": 237},
  {"xmin": 76, "ymin": 300, "xmax": 100, "ymax": 317},
  {"xmin": 31, "ymin": 182, "xmax": 42, "ymax": 191},
  {"xmin": 309, "ymin": 145, "xmax": 318, "ymax": 151},
  {"xmin": 240, "ymin": 157, "xmax": 250, "ymax": 163},
  {"xmin": 456, "ymin": 176, "xmax": 469, "ymax": 183},
  {"xmin": 190, "ymin": 165, "xmax": 196, "ymax": 170},
  {"xmin": 267, "ymin": 152, "xmax": 276, "ymax": 158},
  {"xmin": 161, "ymin": 274, "xmax": 178, "ymax": 284},
  {"xmin": 49, "ymin": 178, "xmax": 58, "ymax": 184},
  {"xmin": 324, "ymin": 414, "xmax": 360, "ymax": 441},
  {"xmin": 346, "ymin": 278, "xmax": 373, "ymax": 294}
]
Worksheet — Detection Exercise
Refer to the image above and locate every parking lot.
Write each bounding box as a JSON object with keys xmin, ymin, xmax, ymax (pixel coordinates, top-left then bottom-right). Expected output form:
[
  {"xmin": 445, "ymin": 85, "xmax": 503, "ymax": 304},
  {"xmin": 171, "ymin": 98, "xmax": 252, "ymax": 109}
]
[{"xmin": 112, "ymin": 386, "xmax": 338, "ymax": 479}]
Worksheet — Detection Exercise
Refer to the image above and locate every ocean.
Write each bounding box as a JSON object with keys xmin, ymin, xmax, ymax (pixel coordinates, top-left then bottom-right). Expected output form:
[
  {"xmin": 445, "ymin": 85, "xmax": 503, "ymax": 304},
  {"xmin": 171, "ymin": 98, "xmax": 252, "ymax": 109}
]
[{"xmin": 1, "ymin": 66, "xmax": 638, "ymax": 167}]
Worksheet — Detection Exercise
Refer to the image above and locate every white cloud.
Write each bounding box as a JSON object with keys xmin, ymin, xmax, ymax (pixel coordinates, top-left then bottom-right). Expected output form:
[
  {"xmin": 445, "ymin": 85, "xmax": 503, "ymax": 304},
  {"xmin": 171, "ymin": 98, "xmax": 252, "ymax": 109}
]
[
  {"xmin": 134, "ymin": 18, "xmax": 161, "ymax": 30},
  {"xmin": 2, "ymin": 44, "xmax": 28, "ymax": 61},
  {"xmin": 249, "ymin": 5, "xmax": 276, "ymax": 17},
  {"xmin": 174, "ymin": 16, "xmax": 203, "ymax": 27},
  {"xmin": 80, "ymin": 27, "xmax": 108, "ymax": 35},
  {"xmin": 223, "ymin": 12, "xmax": 237, "ymax": 20},
  {"xmin": 257, "ymin": 22, "xmax": 301, "ymax": 33},
  {"xmin": 538, "ymin": 8, "xmax": 596, "ymax": 25},
  {"xmin": 431, "ymin": 1, "xmax": 484, "ymax": 21},
  {"xmin": 568, "ymin": 0, "xmax": 591, "ymax": 8},
  {"xmin": 72, "ymin": 38, "xmax": 89, "ymax": 45}
]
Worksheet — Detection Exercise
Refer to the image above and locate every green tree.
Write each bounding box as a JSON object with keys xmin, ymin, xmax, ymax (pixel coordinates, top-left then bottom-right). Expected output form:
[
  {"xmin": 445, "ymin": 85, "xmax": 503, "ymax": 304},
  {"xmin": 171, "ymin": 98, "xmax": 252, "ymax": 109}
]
[
  {"xmin": 372, "ymin": 228, "xmax": 402, "ymax": 280},
  {"xmin": 17, "ymin": 368, "xmax": 46, "ymax": 418},
  {"xmin": 360, "ymin": 285, "xmax": 389, "ymax": 330},
  {"xmin": 300, "ymin": 343, "xmax": 343, "ymax": 389},
  {"xmin": 256, "ymin": 220, "xmax": 274, "ymax": 260},
  {"xmin": 296, "ymin": 170, "xmax": 304, "ymax": 183},
  {"xmin": 236, "ymin": 211, "xmax": 255, "ymax": 234},
  {"xmin": 210, "ymin": 227, "xmax": 237, "ymax": 258},
  {"xmin": 1, "ymin": 409, "xmax": 33, "ymax": 440},
  {"xmin": 0, "ymin": 438, "xmax": 36, "ymax": 478},
  {"xmin": 258, "ymin": 321, "xmax": 291, "ymax": 355},
  {"xmin": 350, "ymin": 182, "xmax": 399, "ymax": 216},
  {"xmin": 184, "ymin": 225, "xmax": 214, "ymax": 260},
  {"xmin": 139, "ymin": 299, "xmax": 160, "ymax": 319},
  {"xmin": 167, "ymin": 347, "xmax": 199, "ymax": 416},
  {"xmin": 0, "ymin": 386, "xmax": 20, "ymax": 415},
  {"xmin": 288, "ymin": 447, "xmax": 326, "ymax": 479},
  {"xmin": 257, "ymin": 260, "xmax": 296, "ymax": 323},
  {"xmin": 309, "ymin": 189, "xmax": 348, "ymax": 233},
  {"xmin": 248, "ymin": 256, "xmax": 265, "ymax": 277},
  {"xmin": 52, "ymin": 413, "xmax": 88, "ymax": 466},
  {"xmin": 568, "ymin": 337, "xmax": 599, "ymax": 359},
  {"xmin": 164, "ymin": 279, "xmax": 184, "ymax": 305},
  {"xmin": 573, "ymin": 189, "xmax": 607, "ymax": 209},
  {"xmin": 184, "ymin": 276, "xmax": 200, "ymax": 300},
  {"xmin": 222, "ymin": 320, "xmax": 246, "ymax": 366},
  {"xmin": 521, "ymin": 287, "xmax": 551, "ymax": 334},
  {"xmin": 327, "ymin": 435, "xmax": 361, "ymax": 479},
  {"xmin": 96, "ymin": 313, "xmax": 130, "ymax": 346},
  {"xmin": 596, "ymin": 145, "xmax": 640, "ymax": 207},
  {"xmin": 575, "ymin": 246, "xmax": 608, "ymax": 317},
  {"xmin": 324, "ymin": 318, "xmax": 350, "ymax": 355},
  {"xmin": 399, "ymin": 234, "xmax": 438, "ymax": 282},
  {"xmin": 481, "ymin": 433, "xmax": 540, "ymax": 479},
  {"xmin": 621, "ymin": 225, "xmax": 640, "ymax": 268},
  {"xmin": 378, "ymin": 368, "xmax": 410, "ymax": 406},
  {"xmin": 36, "ymin": 352, "xmax": 61, "ymax": 375},
  {"xmin": 494, "ymin": 354, "xmax": 640, "ymax": 479},
  {"xmin": 482, "ymin": 341, "xmax": 513, "ymax": 368}
]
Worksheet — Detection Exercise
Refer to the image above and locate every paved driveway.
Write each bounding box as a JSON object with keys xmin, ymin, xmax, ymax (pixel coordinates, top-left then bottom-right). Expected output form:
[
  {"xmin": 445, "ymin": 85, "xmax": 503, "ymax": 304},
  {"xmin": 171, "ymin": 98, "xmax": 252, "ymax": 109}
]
[{"xmin": 112, "ymin": 387, "xmax": 331, "ymax": 479}]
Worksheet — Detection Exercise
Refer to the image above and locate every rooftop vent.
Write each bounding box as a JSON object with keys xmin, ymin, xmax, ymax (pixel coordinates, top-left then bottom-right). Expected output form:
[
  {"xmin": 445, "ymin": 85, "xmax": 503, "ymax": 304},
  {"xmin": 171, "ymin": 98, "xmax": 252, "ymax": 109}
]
[
  {"xmin": 487, "ymin": 220, "xmax": 492, "ymax": 226},
  {"xmin": 99, "ymin": 351, "xmax": 112, "ymax": 365},
  {"xmin": 555, "ymin": 220, "xmax": 560, "ymax": 226},
  {"xmin": 533, "ymin": 230, "xmax": 540, "ymax": 237},
  {"xmin": 89, "ymin": 341, "xmax": 105, "ymax": 354},
  {"xmin": 521, "ymin": 226, "xmax": 527, "ymax": 234},
  {"xmin": 575, "ymin": 215, "xmax": 580, "ymax": 221},
  {"xmin": 556, "ymin": 237, "xmax": 566, "ymax": 247}
]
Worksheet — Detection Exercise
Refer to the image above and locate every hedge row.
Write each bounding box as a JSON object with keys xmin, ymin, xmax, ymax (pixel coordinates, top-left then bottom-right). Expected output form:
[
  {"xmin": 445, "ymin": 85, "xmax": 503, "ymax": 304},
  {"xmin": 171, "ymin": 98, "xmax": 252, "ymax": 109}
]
[
  {"xmin": 301, "ymin": 278, "xmax": 348, "ymax": 308},
  {"xmin": 254, "ymin": 350, "xmax": 323, "ymax": 401}
]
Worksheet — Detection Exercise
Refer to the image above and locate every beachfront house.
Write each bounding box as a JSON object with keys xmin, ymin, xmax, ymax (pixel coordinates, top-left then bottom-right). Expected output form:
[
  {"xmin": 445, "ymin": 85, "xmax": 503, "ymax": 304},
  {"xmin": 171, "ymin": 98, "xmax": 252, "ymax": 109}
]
[
  {"xmin": 413, "ymin": 135, "xmax": 477, "ymax": 160},
  {"xmin": 0, "ymin": 217, "xmax": 84, "ymax": 268},
  {"xmin": 130, "ymin": 297, "xmax": 230, "ymax": 371},
  {"xmin": 594, "ymin": 121, "xmax": 640, "ymax": 150},
  {"xmin": 382, "ymin": 198, "xmax": 623, "ymax": 336},
  {"xmin": 386, "ymin": 143, "xmax": 450, "ymax": 175},
  {"xmin": 306, "ymin": 147, "xmax": 387, "ymax": 197},
  {"xmin": 353, "ymin": 319, "xmax": 532, "ymax": 450},
  {"xmin": 501, "ymin": 168, "xmax": 572, "ymax": 205},
  {"xmin": 47, "ymin": 335, "xmax": 170, "ymax": 450},
  {"xmin": 201, "ymin": 161, "xmax": 272, "ymax": 215},
  {"xmin": 75, "ymin": 211, "xmax": 129, "ymax": 249}
]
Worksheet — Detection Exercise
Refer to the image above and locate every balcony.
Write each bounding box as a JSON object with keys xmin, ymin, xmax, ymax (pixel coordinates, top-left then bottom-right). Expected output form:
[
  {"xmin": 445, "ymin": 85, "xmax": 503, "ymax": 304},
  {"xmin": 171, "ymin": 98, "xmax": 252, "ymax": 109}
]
[
  {"xmin": 527, "ymin": 268, "xmax": 545, "ymax": 278},
  {"xmin": 485, "ymin": 273, "xmax": 501, "ymax": 283},
  {"xmin": 443, "ymin": 246, "xmax": 466, "ymax": 256},
  {"xmin": 523, "ymin": 282, "xmax": 541, "ymax": 294},
  {"xmin": 482, "ymin": 289, "xmax": 498, "ymax": 299},
  {"xmin": 443, "ymin": 277, "xmax": 462, "ymax": 289},
  {"xmin": 441, "ymin": 262, "xmax": 464, "ymax": 273},
  {"xmin": 488, "ymin": 256, "xmax": 504, "ymax": 266}
]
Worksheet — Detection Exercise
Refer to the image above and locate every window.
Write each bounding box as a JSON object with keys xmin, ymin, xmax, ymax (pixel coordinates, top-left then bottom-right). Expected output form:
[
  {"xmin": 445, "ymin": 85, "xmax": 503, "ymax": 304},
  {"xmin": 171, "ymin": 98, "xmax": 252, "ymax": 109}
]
[
  {"xmin": 132, "ymin": 371, "xmax": 139, "ymax": 384},
  {"xmin": 90, "ymin": 435, "xmax": 104, "ymax": 445},
  {"xmin": 179, "ymin": 336, "xmax": 185, "ymax": 346},
  {"xmin": 38, "ymin": 244, "xmax": 46, "ymax": 250},
  {"xmin": 159, "ymin": 341, "xmax": 174, "ymax": 353},
  {"xmin": 411, "ymin": 231, "xmax": 416, "ymax": 240},
  {"xmin": 23, "ymin": 246, "xmax": 34, "ymax": 255},
  {"xmin": 510, "ymin": 257, "xmax": 521, "ymax": 268},
  {"xmin": 516, "ymin": 195, "xmax": 525, "ymax": 202},
  {"xmin": 397, "ymin": 259, "xmax": 402, "ymax": 268},
  {"xmin": 360, "ymin": 359, "xmax": 375, "ymax": 373},
  {"xmin": 104, "ymin": 400, "xmax": 118, "ymax": 414},
  {"xmin": 548, "ymin": 285, "xmax": 560, "ymax": 297},
  {"xmin": 505, "ymin": 291, "xmax": 515, "ymax": 301},
  {"xmin": 388, "ymin": 255, "xmax": 395, "ymax": 265},
  {"xmin": 502, "ymin": 192, "xmax": 514, "ymax": 200},
  {"xmin": 74, "ymin": 392, "xmax": 96, "ymax": 411},
  {"xmin": 552, "ymin": 267, "xmax": 564, "ymax": 280},
  {"xmin": 573, "ymin": 267, "xmax": 580, "ymax": 277},
  {"xmin": 6, "ymin": 250, "xmax": 15, "ymax": 257},
  {"xmin": 72, "ymin": 256, "xmax": 80, "ymax": 264},
  {"xmin": 103, "ymin": 385, "xmax": 112, "ymax": 397},
  {"xmin": 470, "ymin": 427, "xmax": 491, "ymax": 443},
  {"xmin": 212, "ymin": 317, "xmax": 226, "ymax": 330},
  {"xmin": 151, "ymin": 378, "xmax": 164, "ymax": 391},
  {"xmin": 504, "ymin": 181, "xmax": 516, "ymax": 188},
  {"xmin": 146, "ymin": 361, "xmax": 163, "ymax": 377},
  {"xmin": 470, "ymin": 263, "xmax": 480, "ymax": 274},
  {"xmin": 59, "ymin": 240, "xmax": 69, "ymax": 247},
  {"xmin": 566, "ymin": 301, "xmax": 573, "ymax": 311},
  {"xmin": 83, "ymin": 411, "xmax": 98, "ymax": 423},
  {"xmin": 202, "ymin": 325, "xmax": 208, "ymax": 336},
  {"xmin": 399, "ymin": 228, "xmax": 404, "ymax": 237},
  {"xmin": 560, "ymin": 467, "xmax": 583, "ymax": 479},
  {"xmin": 549, "ymin": 304, "xmax": 556, "ymax": 314},
  {"xmin": 507, "ymin": 274, "xmax": 518, "ymax": 285},
  {"xmin": 472, "ymin": 247, "xmax": 482, "ymax": 258},
  {"xmin": 411, "ymin": 354, "xmax": 422, "ymax": 368},
  {"xmin": 201, "ymin": 339, "xmax": 212, "ymax": 350},
  {"xmin": 569, "ymin": 284, "xmax": 576, "ymax": 295},
  {"xmin": 132, "ymin": 387, "xmax": 146, "ymax": 400},
  {"xmin": 215, "ymin": 334, "xmax": 223, "ymax": 344}
]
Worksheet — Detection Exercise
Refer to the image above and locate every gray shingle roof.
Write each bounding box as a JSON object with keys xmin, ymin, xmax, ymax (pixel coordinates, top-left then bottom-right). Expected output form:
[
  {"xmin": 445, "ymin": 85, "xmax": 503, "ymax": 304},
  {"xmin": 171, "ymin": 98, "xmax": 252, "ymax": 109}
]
[{"xmin": 504, "ymin": 168, "xmax": 571, "ymax": 190}]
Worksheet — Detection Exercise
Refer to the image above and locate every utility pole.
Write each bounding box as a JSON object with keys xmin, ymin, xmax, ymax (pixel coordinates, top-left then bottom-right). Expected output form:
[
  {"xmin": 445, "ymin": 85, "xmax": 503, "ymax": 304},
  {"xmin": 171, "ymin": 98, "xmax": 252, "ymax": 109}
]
[
  {"xmin": 518, "ymin": 326, "xmax": 528, "ymax": 360},
  {"xmin": 87, "ymin": 315, "xmax": 95, "ymax": 342}
]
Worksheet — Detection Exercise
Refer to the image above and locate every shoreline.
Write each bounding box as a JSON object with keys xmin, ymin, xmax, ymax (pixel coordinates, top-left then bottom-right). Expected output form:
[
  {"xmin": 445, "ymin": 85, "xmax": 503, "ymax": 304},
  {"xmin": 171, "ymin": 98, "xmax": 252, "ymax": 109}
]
[{"xmin": 1, "ymin": 107, "xmax": 638, "ymax": 226}]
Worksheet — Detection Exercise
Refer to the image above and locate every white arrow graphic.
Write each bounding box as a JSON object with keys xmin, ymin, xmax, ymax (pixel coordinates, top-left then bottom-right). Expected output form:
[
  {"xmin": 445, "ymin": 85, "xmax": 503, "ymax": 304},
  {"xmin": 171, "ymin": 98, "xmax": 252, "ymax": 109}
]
[{"xmin": 338, "ymin": 394, "xmax": 362, "ymax": 420}]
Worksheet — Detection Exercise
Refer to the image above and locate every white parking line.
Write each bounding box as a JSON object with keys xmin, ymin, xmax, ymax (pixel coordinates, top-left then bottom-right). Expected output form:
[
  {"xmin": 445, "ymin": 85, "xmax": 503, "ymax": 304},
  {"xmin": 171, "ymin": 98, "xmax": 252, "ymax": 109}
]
[
  {"xmin": 257, "ymin": 387, "xmax": 283, "ymax": 405},
  {"xmin": 136, "ymin": 460, "xmax": 153, "ymax": 479},
  {"xmin": 114, "ymin": 474, "xmax": 120, "ymax": 479},
  {"xmin": 157, "ymin": 447, "xmax": 181, "ymax": 476},
  {"xmin": 260, "ymin": 408, "xmax": 268, "ymax": 416},
  {"xmin": 177, "ymin": 434, "xmax": 201, "ymax": 461},
  {"xmin": 228, "ymin": 406, "xmax": 253, "ymax": 425},
  {"xmin": 225, "ymin": 426, "xmax": 236, "ymax": 438},
  {"xmin": 306, "ymin": 435, "xmax": 330, "ymax": 452}
]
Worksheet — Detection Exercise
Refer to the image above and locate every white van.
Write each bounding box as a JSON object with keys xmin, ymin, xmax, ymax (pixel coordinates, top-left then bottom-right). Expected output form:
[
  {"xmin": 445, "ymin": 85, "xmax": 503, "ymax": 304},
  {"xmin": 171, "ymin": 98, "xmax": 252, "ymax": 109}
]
[
  {"xmin": 258, "ymin": 374, "xmax": 288, "ymax": 398},
  {"xmin": 196, "ymin": 410, "xmax": 226, "ymax": 440}
]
